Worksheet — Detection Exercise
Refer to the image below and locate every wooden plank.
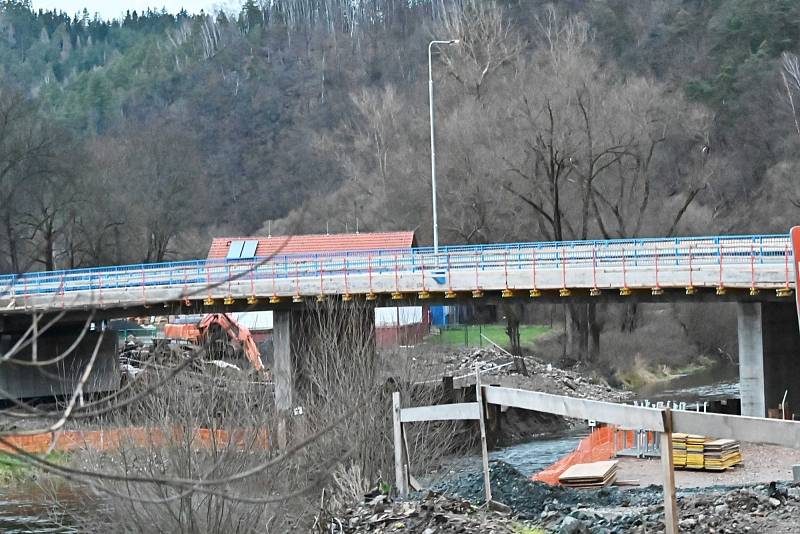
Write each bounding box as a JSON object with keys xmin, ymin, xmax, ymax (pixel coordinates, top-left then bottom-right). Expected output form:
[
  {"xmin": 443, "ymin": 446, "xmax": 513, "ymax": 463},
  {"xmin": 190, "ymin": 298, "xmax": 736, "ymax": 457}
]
[
  {"xmin": 559, "ymin": 460, "xmax": 617, "ymax": 481},
  {"xmin": 483, "ymin": 386, "xmax": 665, "ymax": 431},
  {"xmin": 660, "ymin": 409, "xmax": 679, "ymax": 534},
  {"xmin": 476, "ymin": 371, "xmax": 492, "ymax": 503},
  {"xmin": 400, "ymin": 402, "xmax": 481, "ymax": 423},
  {"xmin": 672, "ymin": 410, "xmax": 800, "ymax": 449},
  {"xmin": 392, "ymin": 392, "xmax": 408, "ymax": 497}
]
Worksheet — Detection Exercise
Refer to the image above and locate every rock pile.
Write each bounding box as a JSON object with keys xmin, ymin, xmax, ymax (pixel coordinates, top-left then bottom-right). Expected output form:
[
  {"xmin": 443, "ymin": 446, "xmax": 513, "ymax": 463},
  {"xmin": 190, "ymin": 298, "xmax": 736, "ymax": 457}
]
[
  {"xmin": 441, "ymin": 348, "xmax": 632, "ymax": 403},
  {"xmin": 328, "ymin": 491, "xmax": 518, "ymax": 533}
]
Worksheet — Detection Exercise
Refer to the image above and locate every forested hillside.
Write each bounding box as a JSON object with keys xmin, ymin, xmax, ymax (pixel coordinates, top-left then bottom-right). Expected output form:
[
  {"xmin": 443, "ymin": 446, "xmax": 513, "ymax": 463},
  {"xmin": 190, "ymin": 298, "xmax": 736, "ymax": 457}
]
[{"xmin": 1, "ymin": 0, "xmax": 799, "ymax": 274}]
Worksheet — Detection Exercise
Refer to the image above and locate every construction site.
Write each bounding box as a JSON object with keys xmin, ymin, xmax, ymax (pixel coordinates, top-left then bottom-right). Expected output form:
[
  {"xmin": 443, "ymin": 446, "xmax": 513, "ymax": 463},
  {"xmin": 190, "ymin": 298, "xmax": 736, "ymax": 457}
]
[{"xmin": 2, "ymin": 229, "xmax": 800, "ymax": 533}]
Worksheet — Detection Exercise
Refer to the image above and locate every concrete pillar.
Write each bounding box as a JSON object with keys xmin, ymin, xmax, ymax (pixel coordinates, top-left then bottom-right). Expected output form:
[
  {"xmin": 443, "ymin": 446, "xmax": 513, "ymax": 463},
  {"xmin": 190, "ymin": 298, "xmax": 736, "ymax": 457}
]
[
  {"xmin": 273, "ymin": 310, "xmax": 294, "ymax": 448},
  {"xmin": 737, "ymin": 303, "xmax": 765, "ymax": 417},
  {"xmin": 737, "ymin": 301, "xmax": 800, "ymax": 418},
  {"xmin": 761, "ymin": 302, "xmax": 800, "ymax": 418}
]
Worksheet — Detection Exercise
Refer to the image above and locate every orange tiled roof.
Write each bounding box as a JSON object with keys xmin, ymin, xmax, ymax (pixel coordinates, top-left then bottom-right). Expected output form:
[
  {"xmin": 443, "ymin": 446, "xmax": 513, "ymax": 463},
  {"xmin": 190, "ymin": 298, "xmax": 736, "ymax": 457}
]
[{"xmin": 207, "ymin": 231, "xmax": 417, "ymax": 259}]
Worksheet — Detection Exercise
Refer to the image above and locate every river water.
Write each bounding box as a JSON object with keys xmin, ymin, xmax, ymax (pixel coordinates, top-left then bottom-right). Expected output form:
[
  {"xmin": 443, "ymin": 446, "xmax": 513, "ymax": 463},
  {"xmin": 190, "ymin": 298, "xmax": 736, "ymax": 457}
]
[
  {"xmin": 0, "ymin": 487, "xmax": 77, "ymax": 533},
  {"xmin": 635, "ymin": 362, "xmax": 740, "ymax": 403}
]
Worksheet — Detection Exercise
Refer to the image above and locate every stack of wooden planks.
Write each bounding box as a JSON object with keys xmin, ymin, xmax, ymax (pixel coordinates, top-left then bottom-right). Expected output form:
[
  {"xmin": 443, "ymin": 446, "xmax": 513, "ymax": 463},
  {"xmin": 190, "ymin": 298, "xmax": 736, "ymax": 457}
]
[
  {"xmin": 670, "ymin": 434, "xmax": 744, "ymax": 471},
  {"xmin": 558, "ymin": 460, "xmax": 618, "ymax": 488},
  {"xmin": 686, "ymin": 435, "xmax": 706, "ymax": 469},
  {"xmin": 672, "ymin": 433, "xmax": 688, "ymax": 468},
  {"xmin": 703, "ymin": 439, "xmax": 743, "ymax": 471}
]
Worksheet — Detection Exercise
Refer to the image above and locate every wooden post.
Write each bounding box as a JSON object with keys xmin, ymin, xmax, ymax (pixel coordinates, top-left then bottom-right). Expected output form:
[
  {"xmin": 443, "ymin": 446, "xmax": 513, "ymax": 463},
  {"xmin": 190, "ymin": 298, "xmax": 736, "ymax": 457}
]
[
  {"xmin": 392, "ymin": 392, "xmax": 408, "ymax": 496},
  {"xmin": 660, "ymin": 407, "xmax": 679, "ymax": 534},
  {"xmin": 475, "ymin": 370, "xmax": 492, "ymax": 503}
]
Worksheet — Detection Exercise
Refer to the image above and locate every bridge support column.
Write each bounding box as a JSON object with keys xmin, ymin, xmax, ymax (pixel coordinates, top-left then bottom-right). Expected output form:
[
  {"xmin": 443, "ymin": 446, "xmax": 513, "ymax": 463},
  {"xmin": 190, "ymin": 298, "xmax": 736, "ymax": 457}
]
[
  {"xmin": 737, "ymin": 302, "xmax": 800, "ymax": 418},
  {"xmin": 273, "ymin": 310, "xmax": 296, "ymax": 449},
  {"xmin": 737, "ymin": 303, "xmax": 765, "ymax": 417},
  {"xmin": 272, "ymin": 303, "xmax": 376, "ymax": 448}
]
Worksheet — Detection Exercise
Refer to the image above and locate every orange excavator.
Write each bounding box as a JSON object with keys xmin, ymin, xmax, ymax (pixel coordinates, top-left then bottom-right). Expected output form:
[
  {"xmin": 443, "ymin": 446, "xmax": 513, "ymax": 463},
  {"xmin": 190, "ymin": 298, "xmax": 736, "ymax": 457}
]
[{"xmin": 163, "ymin": 313, "xmax": 264, "ymax": 371}]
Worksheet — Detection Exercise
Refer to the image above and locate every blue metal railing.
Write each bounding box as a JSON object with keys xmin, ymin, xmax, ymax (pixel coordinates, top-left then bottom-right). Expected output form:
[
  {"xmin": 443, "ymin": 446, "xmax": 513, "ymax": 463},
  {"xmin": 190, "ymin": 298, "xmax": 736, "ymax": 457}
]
[{"xmin": 0, "ymin": 233, "xmax": 791, "ymax": 299}]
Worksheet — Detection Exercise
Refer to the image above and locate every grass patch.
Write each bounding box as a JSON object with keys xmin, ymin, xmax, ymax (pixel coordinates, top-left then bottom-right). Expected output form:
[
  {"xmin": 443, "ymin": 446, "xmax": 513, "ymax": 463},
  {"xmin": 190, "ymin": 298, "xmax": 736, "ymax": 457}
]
[
  {"xmin": 0, "ymin": 451, "xmax": 68, "ymax": 483},
  {"xmin": 428, "ymin": 324, "xmax": 549, "ymax": 351}
]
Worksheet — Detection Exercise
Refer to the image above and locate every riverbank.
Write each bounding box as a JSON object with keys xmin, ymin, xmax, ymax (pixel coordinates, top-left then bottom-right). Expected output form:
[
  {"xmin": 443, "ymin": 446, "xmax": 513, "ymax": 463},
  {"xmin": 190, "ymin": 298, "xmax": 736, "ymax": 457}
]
[{"xmin": 616, "ymin": 355, "xmax": 718, "ymax": 392}]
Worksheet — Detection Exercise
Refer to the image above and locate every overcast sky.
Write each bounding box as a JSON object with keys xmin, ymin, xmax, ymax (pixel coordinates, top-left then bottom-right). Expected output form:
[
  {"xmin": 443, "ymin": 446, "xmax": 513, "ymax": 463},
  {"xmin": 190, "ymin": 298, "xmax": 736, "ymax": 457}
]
[{"xmin": 32, "ymin": 1, "xmax": 240, "ymax": 20}]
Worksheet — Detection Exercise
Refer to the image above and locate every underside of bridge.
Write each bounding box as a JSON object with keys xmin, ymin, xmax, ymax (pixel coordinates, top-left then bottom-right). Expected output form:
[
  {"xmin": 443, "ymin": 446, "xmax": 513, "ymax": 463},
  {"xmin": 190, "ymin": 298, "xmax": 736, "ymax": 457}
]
[
  {"xmin": 737, "ymin": 301, "xmax": 800, "ymax": 418},
  {"xmin": 0, "ymin": 330, "xmax": 118, "ymax": 399}
]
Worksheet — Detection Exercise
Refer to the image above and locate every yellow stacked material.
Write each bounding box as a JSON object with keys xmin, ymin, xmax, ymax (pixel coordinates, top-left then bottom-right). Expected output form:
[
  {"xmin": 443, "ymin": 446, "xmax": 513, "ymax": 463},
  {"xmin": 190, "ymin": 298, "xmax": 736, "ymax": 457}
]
[
  {"xmin": 686, "ymin": 435, "xmax": 706, "ymax": 469},
  {"xmin": 671, "ymin": 433, "xmax": 687, "ymax": 468},
  {"xmin": 704, "ymin": 439, "xmax": 743, "ymax": 471}
]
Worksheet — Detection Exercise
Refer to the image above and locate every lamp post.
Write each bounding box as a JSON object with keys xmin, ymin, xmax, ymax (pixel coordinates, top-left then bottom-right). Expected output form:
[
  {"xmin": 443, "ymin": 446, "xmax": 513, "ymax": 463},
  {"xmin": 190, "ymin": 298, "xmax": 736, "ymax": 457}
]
[{"xmin": 428, "ymin": 39, "xmax": 459, "ymax": 255}]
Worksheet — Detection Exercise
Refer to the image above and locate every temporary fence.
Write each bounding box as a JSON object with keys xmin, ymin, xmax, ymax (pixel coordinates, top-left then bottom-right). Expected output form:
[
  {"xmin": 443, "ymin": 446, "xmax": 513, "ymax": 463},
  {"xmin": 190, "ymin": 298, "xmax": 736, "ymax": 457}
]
[
  {"xmin": 394, "ymin": 384, "xmax": 800, "ymax": 534},
  {"xmin": 0, "ymin": 426, "xmax": 270, "ymax": 455},
  {"xmin": 533, "ymin": 426, "xmax": 634, "ymax": 485}
]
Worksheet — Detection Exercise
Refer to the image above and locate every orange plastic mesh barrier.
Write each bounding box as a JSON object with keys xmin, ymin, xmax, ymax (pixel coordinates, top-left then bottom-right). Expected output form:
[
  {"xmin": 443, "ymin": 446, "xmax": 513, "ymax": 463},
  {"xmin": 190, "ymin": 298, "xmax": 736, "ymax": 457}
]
[
  {"xmin": 0, "ymin": 426, "xmax": 269, "ymax": 455},
  {"xmin": 533, "ymin": 426, "xmax": 634, "ymax": 485}
]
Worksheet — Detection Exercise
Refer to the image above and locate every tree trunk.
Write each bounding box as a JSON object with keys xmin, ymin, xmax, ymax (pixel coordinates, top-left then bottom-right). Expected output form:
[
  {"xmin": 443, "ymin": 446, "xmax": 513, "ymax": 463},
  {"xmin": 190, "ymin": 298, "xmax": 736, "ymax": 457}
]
[
  {"xmin": 621, "ymin": 302, "xmax": 639, "ymax": 332},
  {"xmin": 588, "ymin": 302, "xmax": 600, "ymax": 362},
  {"xmin": 565, "ymin": 302, "xmax": 599, "ymax": 364},
  {"xmin": 503, "ymin": 303, "xmax": 528, "ymax": 375},
  {"xmin": 4, "ymin": 212, "xmax": 20, "ymax": 273}
]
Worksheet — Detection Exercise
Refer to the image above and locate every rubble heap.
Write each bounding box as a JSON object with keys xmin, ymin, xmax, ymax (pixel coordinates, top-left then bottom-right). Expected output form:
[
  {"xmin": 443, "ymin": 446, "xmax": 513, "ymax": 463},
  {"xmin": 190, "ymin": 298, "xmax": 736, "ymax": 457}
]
[
  {"xmin": 437, "ymin": 348, "xmax": 633, "ymax": 403},
  {"xmin": 328, "ymin": 491, "xmax": 518, "ymax": 533}
]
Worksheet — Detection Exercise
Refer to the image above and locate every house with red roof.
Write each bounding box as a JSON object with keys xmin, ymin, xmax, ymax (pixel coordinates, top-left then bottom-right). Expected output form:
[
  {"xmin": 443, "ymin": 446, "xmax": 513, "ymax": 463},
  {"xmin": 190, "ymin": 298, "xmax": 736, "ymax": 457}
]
[
  {"xmin": 207, "ymin": 231, "xmax": 417, "ymax": 260},
  {"xmin": 206, "ymin": 231, "xmax": 428, "ymax": 347}
]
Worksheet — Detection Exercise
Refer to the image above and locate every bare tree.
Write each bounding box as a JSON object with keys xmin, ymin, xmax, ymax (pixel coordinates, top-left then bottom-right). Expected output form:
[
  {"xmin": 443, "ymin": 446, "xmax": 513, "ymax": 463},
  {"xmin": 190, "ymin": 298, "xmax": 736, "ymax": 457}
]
[
  {"xmin": 437, "ymin": 3, "xmax": 524, "ymax": 101},
  {"xmin": 781, "ymin": 51, "xmax": 800, "ymax": 139},
  {"xmin": 0, "ymin": 87, "xmax": 72, "ymax": 273}
]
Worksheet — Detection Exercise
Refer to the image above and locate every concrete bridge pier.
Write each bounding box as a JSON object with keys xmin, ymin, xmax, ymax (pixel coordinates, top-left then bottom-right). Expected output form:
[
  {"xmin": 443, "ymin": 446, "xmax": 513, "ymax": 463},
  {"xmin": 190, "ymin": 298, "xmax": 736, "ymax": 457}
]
[
  {"xmin": 737, "ymin": 302, "xmax": 800, "ymax": 418},
  {"xmin": 272, "ymin": 304, "xmax": 376, "ymax": 448}
]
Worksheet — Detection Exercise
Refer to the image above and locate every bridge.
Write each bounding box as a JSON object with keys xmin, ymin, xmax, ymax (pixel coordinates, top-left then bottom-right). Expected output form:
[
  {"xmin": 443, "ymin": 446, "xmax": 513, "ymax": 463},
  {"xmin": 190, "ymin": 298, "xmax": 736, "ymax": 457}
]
[
  {"xmin": 0, "ymin": 233, "xmax": 798, "ymax": 421},
  {"xmin": 0, "ymin": 234, "xmax": 795, "ymax": 314}
]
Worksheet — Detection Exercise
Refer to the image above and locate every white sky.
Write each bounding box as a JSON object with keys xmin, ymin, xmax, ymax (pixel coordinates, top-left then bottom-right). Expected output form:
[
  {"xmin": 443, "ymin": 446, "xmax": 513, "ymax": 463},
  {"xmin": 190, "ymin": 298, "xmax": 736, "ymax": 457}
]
[{"xmin": 32, "ymin": 1, "xmax": 240, "ymax": 20}]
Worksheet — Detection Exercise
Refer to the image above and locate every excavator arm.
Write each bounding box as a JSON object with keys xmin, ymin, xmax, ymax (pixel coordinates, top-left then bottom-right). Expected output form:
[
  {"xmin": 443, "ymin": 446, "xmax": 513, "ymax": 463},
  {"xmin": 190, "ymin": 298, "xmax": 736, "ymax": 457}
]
[{"xmin": 196, "ymin": 313, "xmax": 264, "ymax": 371}]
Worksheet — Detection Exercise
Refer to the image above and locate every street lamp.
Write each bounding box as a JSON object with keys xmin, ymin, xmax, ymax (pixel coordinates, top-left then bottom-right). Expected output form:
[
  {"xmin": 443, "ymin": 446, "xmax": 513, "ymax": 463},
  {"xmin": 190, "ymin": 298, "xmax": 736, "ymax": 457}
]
[{"xmin": 428, "ymin": 39, "xmax": 459, "ymax": 255}]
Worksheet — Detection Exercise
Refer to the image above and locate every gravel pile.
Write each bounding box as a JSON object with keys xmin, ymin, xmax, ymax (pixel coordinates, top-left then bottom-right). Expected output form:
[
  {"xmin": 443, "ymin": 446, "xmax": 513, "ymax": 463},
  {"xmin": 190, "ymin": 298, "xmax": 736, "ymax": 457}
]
[{"xmin": 429, "ymin": 461, "xmax": 800, "ymax": 533}]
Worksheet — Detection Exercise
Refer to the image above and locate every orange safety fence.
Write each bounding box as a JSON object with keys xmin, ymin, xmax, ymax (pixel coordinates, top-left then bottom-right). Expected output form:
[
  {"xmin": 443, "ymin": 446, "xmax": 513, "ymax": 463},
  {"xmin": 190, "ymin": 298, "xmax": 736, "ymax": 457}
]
[
  {"xmin": 532, "ymin": 426, "xmax": 635, "ymax": 485},
  {"xmin": 0, "ymin": 426, "xmax": 270, "ymax": 455}
]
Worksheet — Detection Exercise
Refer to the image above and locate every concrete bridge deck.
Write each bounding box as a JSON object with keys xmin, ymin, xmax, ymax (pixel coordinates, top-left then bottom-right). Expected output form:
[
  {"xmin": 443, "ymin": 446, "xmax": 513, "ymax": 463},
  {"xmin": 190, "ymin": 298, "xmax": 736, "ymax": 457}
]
[{"xmin": 0, "ymin": 234, "xmax": 794, "ymax": 316}]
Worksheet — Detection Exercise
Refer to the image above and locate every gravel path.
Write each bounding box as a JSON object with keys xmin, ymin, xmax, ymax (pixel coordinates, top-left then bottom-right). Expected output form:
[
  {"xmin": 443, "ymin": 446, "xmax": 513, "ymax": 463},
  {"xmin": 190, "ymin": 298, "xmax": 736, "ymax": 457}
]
[{"xmin": 616, "ymin": 443, "xmax": 800, "ymax": 488}]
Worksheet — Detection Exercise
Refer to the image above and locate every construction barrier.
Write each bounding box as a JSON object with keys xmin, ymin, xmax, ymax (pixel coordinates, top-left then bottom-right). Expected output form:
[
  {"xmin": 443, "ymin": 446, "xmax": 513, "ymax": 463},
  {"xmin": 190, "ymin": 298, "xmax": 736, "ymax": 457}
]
[
  {"xmin": 533, "ymin": 426, "xmax": 633, "ymax": 485},
  {"xmin": 0, "ymin": 426, "xmax": 269, "ymax": 455}
]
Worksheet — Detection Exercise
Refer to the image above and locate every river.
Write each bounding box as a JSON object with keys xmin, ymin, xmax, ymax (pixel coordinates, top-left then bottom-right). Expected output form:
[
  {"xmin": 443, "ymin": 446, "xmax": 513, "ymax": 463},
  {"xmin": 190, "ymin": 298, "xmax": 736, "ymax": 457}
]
[
  {"xmin": 635, "ymin": 362, "xmax": 740, "ymax": 403},
  {"xmin": 0, "ymin": 486, "xmax": 78, "ymax": 533}
]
